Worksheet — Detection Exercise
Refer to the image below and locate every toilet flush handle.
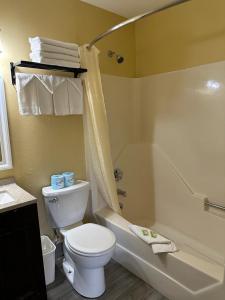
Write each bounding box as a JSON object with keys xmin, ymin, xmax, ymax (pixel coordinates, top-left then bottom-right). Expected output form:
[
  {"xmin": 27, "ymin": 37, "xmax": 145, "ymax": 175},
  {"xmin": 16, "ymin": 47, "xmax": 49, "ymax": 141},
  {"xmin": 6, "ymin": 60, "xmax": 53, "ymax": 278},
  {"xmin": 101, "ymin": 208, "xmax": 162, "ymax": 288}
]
[{"xmin": 49, "ymin": 197, "xmax": 58, "ymax": 203}]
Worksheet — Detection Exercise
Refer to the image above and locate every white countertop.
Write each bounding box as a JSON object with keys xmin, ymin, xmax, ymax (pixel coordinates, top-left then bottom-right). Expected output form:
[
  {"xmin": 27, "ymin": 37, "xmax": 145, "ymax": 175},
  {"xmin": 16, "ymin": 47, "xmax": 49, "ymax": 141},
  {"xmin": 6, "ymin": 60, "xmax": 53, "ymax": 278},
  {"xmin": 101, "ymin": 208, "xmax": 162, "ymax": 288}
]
[{"xmin": 0, "ymin": 180, "xmax": 36, "ymax": 213}]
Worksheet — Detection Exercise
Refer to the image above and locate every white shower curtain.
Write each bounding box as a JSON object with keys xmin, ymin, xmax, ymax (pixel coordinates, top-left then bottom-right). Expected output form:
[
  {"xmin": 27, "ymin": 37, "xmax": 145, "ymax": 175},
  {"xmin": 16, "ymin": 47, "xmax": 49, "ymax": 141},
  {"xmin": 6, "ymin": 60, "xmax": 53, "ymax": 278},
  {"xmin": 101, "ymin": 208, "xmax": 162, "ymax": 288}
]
[{"xmin": 79, "ymin": 45, "xmax": 121, "ymax": 214}]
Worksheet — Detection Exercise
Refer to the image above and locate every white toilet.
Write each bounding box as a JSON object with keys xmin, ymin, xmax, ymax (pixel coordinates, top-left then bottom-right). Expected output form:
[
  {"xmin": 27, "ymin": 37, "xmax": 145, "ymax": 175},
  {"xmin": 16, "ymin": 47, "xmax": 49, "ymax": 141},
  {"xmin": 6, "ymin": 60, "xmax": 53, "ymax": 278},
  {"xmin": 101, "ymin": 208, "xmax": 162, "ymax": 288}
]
[{"xmin": 42, "ymin": 180, "xmax": 116, "ymax": 298}]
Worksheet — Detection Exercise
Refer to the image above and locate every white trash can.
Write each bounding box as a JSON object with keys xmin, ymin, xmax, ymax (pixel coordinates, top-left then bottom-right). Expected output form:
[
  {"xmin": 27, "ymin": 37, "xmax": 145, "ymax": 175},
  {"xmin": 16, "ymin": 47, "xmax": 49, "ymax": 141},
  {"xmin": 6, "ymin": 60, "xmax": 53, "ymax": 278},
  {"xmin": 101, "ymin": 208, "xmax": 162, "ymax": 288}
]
[{"xmin": 41, "ymin": 235, "xmax": 56, "ymax": 285}]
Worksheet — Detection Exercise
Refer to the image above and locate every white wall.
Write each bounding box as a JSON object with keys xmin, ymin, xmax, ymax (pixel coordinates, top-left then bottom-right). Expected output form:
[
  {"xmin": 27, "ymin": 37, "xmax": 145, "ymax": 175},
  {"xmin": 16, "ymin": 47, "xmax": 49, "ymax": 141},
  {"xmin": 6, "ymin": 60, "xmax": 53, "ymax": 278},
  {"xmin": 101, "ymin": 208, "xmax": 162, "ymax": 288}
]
[
  {"xmin": 140, "ymin": 61, "xmax": 225, "ymax": 204},
  {"xmin": 141, "ymin": 61, "xmax": 225, "ymax": 259}
]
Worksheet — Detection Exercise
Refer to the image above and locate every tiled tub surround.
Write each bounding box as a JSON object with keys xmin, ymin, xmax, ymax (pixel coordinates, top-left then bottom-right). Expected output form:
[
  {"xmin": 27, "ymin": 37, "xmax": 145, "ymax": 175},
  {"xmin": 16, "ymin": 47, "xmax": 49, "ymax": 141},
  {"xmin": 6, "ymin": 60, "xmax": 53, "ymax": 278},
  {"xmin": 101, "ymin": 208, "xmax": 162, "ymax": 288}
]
[{"xmin": 101, "ymin": 60, "xmax": 225, "ymax": 300}]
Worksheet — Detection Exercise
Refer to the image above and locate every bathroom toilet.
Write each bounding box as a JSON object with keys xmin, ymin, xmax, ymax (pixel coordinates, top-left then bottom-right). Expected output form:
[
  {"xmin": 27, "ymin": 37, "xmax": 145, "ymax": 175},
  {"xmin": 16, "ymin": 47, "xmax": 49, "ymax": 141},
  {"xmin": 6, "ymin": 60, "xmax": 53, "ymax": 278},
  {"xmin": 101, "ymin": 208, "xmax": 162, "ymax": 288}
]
[{"xmin": 42, "ymin": 181, "xmax": 116, "ymax": 298}]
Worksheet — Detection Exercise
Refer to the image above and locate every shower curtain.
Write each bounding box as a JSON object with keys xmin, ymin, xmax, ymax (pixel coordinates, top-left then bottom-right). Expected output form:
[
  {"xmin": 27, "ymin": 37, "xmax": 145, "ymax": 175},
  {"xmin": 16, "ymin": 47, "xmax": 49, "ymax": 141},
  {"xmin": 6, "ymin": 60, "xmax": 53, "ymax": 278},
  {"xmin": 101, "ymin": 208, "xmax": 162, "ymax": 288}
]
[{"xmin": 79, "ymin": 45, "xmax": 121, "ymax": 214}]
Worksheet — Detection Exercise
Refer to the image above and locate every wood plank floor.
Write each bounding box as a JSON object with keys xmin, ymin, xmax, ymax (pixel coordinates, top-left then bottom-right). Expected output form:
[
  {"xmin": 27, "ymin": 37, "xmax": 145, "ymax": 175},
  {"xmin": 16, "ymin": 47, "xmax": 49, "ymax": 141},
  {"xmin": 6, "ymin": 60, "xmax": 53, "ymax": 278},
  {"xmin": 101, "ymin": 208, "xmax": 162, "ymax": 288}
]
[{"xmin": 47, "ymin": 259, "xmax": 169, "ymax": 300}]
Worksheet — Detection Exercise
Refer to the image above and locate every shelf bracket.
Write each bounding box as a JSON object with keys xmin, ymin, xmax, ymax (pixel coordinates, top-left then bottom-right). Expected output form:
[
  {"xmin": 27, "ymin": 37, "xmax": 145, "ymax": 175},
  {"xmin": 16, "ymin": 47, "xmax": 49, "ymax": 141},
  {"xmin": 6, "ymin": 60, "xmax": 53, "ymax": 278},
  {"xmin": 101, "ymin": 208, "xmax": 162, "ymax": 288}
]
[{"xmin": 10, "ymin": 62, "xmax": 16, "ymax": 85}]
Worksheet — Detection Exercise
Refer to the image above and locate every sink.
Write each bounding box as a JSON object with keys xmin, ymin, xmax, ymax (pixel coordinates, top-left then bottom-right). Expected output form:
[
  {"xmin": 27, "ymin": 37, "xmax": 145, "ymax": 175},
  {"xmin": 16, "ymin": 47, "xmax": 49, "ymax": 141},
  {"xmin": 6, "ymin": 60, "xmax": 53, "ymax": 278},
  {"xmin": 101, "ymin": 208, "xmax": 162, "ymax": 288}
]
[{"xmin": 0, "ymin": 191, "xmax": 16, "ymax": 205}]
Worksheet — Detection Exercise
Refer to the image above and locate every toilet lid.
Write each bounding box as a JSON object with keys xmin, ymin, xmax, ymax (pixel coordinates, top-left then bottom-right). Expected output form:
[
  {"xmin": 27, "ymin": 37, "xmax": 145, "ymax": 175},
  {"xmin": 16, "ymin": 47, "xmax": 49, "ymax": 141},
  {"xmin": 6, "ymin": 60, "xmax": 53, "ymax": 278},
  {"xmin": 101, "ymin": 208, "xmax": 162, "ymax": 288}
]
[{"xmin": 66, "ymin": 223, "xmax": 116, "ymax": 255}]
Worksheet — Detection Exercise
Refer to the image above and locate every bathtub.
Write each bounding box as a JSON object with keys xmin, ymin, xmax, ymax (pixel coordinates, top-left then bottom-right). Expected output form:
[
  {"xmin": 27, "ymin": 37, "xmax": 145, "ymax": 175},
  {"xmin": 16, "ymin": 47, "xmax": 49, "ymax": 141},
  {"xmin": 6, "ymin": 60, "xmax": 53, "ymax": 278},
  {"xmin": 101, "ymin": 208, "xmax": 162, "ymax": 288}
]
[{"xmin": 96, "ymin": 207, "xmax": 225, "ymax": 300}]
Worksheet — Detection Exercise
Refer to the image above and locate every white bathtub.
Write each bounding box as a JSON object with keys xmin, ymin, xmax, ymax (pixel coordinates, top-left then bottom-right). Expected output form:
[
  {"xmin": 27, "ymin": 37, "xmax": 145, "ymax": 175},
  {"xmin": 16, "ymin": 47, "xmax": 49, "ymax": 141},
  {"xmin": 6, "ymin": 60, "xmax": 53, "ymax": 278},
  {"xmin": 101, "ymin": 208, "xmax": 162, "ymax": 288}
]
[{"xmin": 96, "ymin": 208, "xmax": 225, "ymax": 300}]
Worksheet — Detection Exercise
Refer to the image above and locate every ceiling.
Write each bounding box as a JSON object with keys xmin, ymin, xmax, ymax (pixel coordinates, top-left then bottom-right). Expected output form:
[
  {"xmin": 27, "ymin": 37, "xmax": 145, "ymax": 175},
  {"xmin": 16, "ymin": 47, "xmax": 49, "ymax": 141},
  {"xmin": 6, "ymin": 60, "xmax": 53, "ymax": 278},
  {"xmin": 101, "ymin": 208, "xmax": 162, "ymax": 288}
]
[{"xmin": 80, "ymin": 0, "xmax": 179, "ymax": 18}]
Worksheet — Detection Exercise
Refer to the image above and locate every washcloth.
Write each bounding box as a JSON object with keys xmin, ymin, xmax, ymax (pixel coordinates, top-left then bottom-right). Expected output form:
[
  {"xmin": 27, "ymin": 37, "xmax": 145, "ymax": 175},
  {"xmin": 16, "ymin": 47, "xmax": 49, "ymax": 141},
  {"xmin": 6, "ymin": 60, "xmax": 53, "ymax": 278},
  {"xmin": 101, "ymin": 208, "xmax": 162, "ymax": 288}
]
[
  {"xmin": 129, "ymin": 224, "xmax": 178, "ymax": 254},
  {"xmin": 16, "ymin": 73, "xmax": 83, "ymax": 116},
  {"xmin": 30, "ymin": 57, "xmax": 81, "ymax": 68},
  {"xmin": 30, "ymin": 51, "xmax": 80, "ymax": 63},
  {"xmin": 30, "ymin": 43, "xmax": 79, "ymax": 57},
  {"xmin": 128, "ymin": 224, "xmax": 170, "ymax": 244},
  {"xmin": 152, "ymin": 242, "xmax": 177, "ymax": 254},
  {"xmin": 29, "ymin": 36, "xmax": 79, "ymax": 50}
]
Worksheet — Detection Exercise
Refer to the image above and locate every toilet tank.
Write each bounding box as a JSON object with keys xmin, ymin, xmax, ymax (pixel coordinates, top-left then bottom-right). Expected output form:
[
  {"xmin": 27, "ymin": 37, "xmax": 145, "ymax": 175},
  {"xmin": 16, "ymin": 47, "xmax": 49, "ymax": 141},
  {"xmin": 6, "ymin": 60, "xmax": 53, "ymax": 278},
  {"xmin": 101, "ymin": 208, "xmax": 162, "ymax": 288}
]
[{"xmin": 42, "ymin": 180, "xmax": 89, "ymax": 228}]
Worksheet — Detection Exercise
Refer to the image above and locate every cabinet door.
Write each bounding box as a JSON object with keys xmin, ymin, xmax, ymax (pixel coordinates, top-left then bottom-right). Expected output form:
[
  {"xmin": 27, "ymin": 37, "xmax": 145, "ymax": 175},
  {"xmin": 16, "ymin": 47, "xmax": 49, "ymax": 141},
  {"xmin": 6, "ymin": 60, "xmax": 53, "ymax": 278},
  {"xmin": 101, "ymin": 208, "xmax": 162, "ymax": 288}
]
[{"xmin": 0, "ymin": 204, "xmax": 47, "ymax": 300}]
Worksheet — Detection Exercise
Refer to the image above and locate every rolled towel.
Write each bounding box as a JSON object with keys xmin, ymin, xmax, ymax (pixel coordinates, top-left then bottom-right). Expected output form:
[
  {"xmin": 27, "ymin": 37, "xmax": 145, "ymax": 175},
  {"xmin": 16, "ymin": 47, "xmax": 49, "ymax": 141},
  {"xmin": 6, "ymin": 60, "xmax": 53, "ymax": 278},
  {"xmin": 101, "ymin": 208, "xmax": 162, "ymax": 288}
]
[
  {"xmin": 30, "ymin": 57, "xmax": 81, "ymax": 68},
  {"xmin": 30, "ymin": 51, "xmax": 80, "ymax": 63},
  {"xmin": 152, "ymin": 242, "xmax": 178, "ymax": 254},
  {"xmin": 128, "ymin": 224, "xmax": 171, "ymax": 244},
  {"xmin": 29, "ymin": 36, "xmax": 79, "ymax": 50},
  {"xmin": 30, "ymin": 43, "xmax": 79, "ymax": 57}
]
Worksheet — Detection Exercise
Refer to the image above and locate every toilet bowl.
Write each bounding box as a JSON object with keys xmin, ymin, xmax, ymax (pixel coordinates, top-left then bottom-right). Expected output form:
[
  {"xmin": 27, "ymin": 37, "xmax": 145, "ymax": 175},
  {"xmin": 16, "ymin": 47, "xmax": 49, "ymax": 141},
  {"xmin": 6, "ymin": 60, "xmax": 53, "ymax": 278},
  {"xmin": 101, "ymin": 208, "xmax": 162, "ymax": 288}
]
[
  {"xmin": 62, "ymin": 223, "xmax": 116, "ymax": 298},
  {"xmin": 42, "ymin": 181, "xmax": 116, "ymax": 298}
]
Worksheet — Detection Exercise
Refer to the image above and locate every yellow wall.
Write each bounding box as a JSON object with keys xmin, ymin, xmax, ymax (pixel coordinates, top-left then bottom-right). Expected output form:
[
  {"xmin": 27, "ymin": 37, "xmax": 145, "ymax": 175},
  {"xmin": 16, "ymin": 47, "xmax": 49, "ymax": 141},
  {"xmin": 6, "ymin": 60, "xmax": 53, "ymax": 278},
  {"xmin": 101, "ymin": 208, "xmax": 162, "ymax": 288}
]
[
  {"xmin": 0, "ymin": 0, "xmax": 135, "ymax": 233},
  {"xmin": 135, "ymin": 0, "xmax": 225, "ymax": 77}
]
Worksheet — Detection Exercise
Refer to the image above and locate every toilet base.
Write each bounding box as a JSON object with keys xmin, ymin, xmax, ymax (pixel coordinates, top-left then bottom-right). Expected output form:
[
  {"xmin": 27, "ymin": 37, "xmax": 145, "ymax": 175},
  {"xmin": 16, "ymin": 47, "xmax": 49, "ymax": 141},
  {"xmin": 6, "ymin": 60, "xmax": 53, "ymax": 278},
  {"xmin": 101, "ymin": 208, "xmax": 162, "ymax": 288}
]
[{"xmin": 63, "ymin": 259, "xmax": 106, "ymax": 298}]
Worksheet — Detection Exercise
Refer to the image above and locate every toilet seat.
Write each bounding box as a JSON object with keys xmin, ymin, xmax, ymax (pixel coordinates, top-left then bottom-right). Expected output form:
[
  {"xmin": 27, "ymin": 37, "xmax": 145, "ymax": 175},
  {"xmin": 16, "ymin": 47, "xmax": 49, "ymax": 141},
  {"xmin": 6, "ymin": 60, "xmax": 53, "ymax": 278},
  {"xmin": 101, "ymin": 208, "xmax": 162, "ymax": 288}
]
[
  {"xmin": 66, "ymin": 240, "xmax": 115, "ymax": 257},
  {"xmin": 65, "ymin": 223, "xmax": 116, "ymax": 257}
]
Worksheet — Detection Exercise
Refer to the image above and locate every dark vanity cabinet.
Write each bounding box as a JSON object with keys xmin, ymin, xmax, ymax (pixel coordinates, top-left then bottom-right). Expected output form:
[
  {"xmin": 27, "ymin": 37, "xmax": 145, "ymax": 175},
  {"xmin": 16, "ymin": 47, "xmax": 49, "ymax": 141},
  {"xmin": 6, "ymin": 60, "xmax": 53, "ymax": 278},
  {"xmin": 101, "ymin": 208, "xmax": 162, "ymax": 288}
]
[{"xmin": 0, "ymin": 203, "xmax": 47, "ymax": 300}]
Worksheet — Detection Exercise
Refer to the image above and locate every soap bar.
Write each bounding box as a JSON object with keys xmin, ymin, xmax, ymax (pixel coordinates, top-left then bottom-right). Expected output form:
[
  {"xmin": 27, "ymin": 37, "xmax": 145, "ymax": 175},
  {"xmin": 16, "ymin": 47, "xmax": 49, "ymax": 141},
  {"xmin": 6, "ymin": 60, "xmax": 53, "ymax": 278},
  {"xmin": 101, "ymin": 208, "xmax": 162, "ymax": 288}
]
[
  {"xmin": 63, "ymin": 172, "xmax": 75, "ymax": 187},
  {"xmin": 51, "ymin": 174, "xmax": 64, "ymax": 190}
]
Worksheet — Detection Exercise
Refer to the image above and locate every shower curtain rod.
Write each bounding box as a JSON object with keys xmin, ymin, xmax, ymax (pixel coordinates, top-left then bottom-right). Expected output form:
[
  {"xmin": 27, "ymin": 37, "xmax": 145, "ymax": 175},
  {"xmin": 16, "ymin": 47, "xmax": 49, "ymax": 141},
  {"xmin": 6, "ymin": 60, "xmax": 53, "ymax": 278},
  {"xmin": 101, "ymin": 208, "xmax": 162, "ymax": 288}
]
[{"xmin": 87, "ymin": 0, "xmax": 191, "ymax": 49}]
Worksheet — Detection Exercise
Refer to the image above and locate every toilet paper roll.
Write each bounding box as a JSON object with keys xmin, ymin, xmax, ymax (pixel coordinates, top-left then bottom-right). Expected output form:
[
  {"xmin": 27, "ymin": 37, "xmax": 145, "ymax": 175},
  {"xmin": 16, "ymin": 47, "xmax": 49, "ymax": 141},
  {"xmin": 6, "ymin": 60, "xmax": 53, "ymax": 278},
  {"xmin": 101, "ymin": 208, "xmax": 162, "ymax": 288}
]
[
  {"xmin": 63, "ymin": 172, "xmax": 75, "ymax": 187},
  {"xmin": 51, "ymin": 174, "xmax": 64, "ymax": 190}
]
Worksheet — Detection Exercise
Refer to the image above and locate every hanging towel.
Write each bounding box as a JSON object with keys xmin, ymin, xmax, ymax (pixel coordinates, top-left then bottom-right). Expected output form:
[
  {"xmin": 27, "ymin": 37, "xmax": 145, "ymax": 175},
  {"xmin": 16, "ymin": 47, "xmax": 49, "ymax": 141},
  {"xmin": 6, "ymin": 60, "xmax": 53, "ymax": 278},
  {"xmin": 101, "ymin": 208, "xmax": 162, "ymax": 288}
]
[
  {"xmin": 53, "ymin": 76, "xmax": 83, "ymax": 115},
  {"xmin": 30, "ymin": 43, "xmax": 79, "ymax": 56},
  {"xmin": 16, "ymin": 73, "xmax": 83, "ymax": 116},
  {"xmin": 16, "ymin": 73, "xmax": 53, "ymax": 115},
  {"xmin": 128, "ymin": 224, "xmax": 170, "ymax": 244},
  {"xmin": 30, "ymin": 51, "xmax": 80, "ymax": 63},
  {"xmin": 67, "ymin": 78, "xmax": 83, "ymax": 114},
  {"xmin": 30, "ymin": 57, "xmax": 81, "ymax": 68},
  {"xmin": 29, "ymin": 36, "xmax": 79, "ymax": 50},
  {"xmin": 152, "ymin": 242, "xmax": 177, "ymax": 254},
  {"xmin": 52, "ymin": 77, "xmax": 69, "ymax": 115}
]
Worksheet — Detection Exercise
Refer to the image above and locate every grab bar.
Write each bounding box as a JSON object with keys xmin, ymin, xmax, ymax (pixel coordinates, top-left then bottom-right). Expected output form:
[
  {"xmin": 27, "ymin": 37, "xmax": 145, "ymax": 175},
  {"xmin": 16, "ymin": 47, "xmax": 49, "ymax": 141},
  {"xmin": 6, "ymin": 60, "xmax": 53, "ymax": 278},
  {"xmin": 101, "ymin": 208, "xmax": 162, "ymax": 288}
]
[{"xmin": 204, "ymin": 199, "xmax": 225, "ymax": 212}]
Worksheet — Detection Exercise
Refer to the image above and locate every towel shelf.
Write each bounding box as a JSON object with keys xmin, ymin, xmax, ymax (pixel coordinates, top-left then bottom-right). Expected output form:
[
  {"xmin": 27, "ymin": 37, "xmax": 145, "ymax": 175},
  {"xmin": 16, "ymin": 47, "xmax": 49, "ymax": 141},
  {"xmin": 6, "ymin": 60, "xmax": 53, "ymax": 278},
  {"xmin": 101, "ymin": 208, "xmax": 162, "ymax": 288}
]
[{"xmin": 10, "ymin": 61, "xmax": 87, "ymax": 85}]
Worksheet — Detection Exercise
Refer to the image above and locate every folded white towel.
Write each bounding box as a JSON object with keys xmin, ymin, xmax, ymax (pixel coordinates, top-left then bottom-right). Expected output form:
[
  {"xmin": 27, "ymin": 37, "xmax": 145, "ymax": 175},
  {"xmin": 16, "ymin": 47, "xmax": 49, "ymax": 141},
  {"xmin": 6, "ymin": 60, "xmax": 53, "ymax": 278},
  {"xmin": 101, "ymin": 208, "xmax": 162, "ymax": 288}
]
[
  {"xmin": 30, "ymin": 51, "xmax": 80, "ymax": 63},
  {"xmin": 129, "ymin": 224, "xmax": 178, "ymax": 255},
  {"xmin": 30, "ymin": 43, "xmax": 79, "ymax": 57},
  {"xmin": 29, "ymin": 36, "xmax": 79, "ymax": 50},
  {"xmin": 53, "ymin": 77, "xmax": 83, "ymax": 115},
  {"xmin": 16, "ymin": 73, "xmax": 83, "ymax": 116},
  {"xmin": 31, "ymin": 57, "xmax": 81, "ymax": 68},
  {"xmin": 152, "ymin": 242, "xmax": 178, "ymax": 254},
  {"xmin": 128, "ymin": 224, "xmax": 170, "ymax": 244},
  {"xmin": 16, "ymin": 73, "xmax": 53, "ymax": 115}
]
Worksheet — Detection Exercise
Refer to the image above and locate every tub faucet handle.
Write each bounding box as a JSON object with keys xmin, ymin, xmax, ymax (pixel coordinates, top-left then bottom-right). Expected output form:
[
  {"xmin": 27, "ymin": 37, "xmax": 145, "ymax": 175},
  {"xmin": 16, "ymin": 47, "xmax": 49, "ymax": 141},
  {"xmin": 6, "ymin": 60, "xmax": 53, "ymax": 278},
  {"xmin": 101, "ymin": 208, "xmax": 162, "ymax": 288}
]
[
  {"xmin": 114, "ymin": 168, "xmax": 123, "ymax": 182},
  {"xmin": 117, "ymin": 188, "xmax": 127, "ymax": 197}
]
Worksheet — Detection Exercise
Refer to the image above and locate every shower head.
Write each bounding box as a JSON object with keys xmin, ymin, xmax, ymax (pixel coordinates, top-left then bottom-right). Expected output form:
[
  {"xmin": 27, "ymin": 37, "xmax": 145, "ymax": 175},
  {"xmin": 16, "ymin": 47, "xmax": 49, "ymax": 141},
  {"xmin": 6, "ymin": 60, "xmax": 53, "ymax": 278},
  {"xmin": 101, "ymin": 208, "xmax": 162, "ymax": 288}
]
[
  {"xmin": 108, "ymin": 50, "xmax": 124, "ymax": 64},
  {"xmin": 116, "ymin": 55, "xmax": 124, "ymax": 64}
]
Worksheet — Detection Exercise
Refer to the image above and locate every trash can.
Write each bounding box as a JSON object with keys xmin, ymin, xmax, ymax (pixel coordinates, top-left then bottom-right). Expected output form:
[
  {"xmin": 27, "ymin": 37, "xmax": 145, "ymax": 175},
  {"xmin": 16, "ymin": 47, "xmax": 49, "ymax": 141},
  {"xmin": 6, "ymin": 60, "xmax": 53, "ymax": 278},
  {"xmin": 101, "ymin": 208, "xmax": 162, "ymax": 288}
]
[{"xmin": 41, "ymin": 235, "xmax": 56, "ymax": 285}]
